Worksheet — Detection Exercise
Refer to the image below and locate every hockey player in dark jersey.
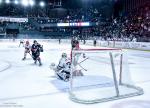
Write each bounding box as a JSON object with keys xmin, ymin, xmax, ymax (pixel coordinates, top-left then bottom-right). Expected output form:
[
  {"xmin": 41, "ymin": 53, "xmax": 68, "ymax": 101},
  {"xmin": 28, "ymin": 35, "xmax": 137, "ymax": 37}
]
[
  {"xmin": 71, "ymin": 37, "xmax": 80, "ymax": 50},
  {"xmin": 70, "ymin": 37, "xmax": 80, "ymax": 61},
  {"xmin": 93, "ymin": 38, "xmax": 97, "ymax": 47},
  {"xmin": 31, "ymin": 40, "xmax": 42, "ymax": 66}
]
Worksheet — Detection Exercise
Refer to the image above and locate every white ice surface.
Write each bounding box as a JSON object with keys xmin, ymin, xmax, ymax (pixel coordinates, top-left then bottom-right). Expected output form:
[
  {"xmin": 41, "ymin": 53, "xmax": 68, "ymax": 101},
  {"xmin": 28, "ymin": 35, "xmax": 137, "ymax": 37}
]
[{"xmin": 0, "ymin": 41, "xmax": 150, "ymax": 108}]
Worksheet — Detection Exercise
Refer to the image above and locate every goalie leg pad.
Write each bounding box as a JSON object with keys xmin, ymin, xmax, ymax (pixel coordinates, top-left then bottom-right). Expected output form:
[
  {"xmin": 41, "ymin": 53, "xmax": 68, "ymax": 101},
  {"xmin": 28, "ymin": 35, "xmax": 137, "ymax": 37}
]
[
  {"xmin": 56, "ymin": 70, "xmax": 70, "ymax": 82},
  {"xmin": 73, "ymin": 70, "xmax": 84, "ymax": 76}
]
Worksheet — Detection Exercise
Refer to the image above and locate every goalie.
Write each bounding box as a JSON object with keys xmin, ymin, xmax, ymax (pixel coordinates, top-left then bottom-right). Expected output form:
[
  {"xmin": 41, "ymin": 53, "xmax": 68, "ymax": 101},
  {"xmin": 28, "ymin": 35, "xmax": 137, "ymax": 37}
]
[
  {"xmin": 55, "ymin": 53, "xmax": 71, "ymax": 82},
  {"xmin": 50, "ymin": 53, "xmax": 84, "ymax": 82}
]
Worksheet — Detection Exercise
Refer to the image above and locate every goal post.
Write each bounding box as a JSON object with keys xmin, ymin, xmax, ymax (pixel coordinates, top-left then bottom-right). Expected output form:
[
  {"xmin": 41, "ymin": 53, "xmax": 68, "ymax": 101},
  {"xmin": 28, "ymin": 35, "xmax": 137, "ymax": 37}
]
[{"xmin": 69, "ymin": 48, "xmax": 144, "ymax": 104}]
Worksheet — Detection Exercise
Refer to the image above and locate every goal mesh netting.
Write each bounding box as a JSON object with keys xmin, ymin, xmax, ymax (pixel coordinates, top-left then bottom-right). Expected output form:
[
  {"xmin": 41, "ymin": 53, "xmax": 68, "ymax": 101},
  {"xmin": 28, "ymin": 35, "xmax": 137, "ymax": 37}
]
[{"xmin": 69, "ymin": 48, "xmax": 143, "ymax": 104}]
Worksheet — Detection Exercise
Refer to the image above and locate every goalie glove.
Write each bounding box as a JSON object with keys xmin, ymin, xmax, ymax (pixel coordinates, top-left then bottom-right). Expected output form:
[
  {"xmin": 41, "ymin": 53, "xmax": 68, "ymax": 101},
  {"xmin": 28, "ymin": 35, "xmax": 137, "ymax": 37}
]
[{"xmin": 50, "ymin": 63, "xmax": 56, "ymax": 70}]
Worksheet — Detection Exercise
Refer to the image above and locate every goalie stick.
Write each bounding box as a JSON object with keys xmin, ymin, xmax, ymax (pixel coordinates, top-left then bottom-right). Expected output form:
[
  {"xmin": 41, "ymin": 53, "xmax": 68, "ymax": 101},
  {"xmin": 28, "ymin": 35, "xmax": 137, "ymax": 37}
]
[
  {"xmin": 76, "ymin": 57, "xmax": 89, "ymax": 71},
  {"xmin": 78, "ymin": 57, "xmax": 89, "ymax": 64},
  {"xmin": 78, "ymin": 64, "xmax": 87, "ymax": 71},
  {"xmin": 50, "ymin": 57, "xmax": 89, "ymax": 72}
]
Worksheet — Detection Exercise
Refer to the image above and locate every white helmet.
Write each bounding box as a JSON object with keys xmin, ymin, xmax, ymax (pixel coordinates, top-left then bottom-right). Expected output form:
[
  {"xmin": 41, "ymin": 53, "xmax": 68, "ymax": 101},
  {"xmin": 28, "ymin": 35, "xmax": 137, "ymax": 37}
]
[
  {"xmin": 75, "ymin": 37, "xmax": 78, "ymax": 40},
  {"xmin": 62, "ymin": 53, "xmax": 67, "ymax": 58}
]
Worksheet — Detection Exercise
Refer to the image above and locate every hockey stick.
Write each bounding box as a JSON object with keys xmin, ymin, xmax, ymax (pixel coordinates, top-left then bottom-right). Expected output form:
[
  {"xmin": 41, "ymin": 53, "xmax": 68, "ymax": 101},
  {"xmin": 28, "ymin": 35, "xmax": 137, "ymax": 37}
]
[
  {"xmin": 78, "ymin": 64, "xmax": 87, "ymax": 71},
  {"xmin": 78, "ymin": 57, "xmax": 89, "ymax": 64},
  {"xmin": 76, "ymin": 57, "xmax": 89, "ymax": 71},
  {"xmin": 28, "ymin": 52, "xmax": 34, "ymax": 59}
]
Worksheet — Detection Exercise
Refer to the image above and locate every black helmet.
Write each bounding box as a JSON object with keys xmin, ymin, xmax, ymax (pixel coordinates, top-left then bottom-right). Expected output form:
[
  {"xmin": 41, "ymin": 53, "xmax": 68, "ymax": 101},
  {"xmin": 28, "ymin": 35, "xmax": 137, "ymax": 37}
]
[{"xmin": 33, "ymin": 40, "xmax": 37, "ymax": 43}]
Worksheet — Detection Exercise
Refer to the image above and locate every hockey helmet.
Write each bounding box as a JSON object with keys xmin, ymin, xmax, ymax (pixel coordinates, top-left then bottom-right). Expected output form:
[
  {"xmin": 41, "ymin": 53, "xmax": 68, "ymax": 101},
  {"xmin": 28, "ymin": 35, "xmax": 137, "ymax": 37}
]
[
  {"xmin": 62, "ymin": 53, "xmax": 67, "ymax": 58},
  {"xmin": 33, "ymin": 40, "xmax": 37, "ymax": 43},
  {"xmin": 26, "ymin": 41, "xmax": 29, "ymax": 44}
]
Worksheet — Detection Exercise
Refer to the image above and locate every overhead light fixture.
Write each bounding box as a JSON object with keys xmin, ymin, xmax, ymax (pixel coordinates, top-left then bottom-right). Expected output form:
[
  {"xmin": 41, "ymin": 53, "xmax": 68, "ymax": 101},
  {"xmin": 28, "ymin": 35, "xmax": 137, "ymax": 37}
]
[
  {"xmin": 29, "ymin": 0, "xmax": 35, "ymax": 6},
  {"xmin": 22, "ymin": 0, "xmax": 29, "ymax": 6},
  {"xmin": 39, "ymin": 1, "xmax": 45, "ymax": 7},
  {"xmin": 14, "ymin": 0, "xmax": 19, "ymax": 4},
  {"xmin": 0, "ymin": 0, "xmax": 2, "ymax": 4},
  {"xmin": 5, "ymin": 0, "xmax": 10, "ymax": 4}
]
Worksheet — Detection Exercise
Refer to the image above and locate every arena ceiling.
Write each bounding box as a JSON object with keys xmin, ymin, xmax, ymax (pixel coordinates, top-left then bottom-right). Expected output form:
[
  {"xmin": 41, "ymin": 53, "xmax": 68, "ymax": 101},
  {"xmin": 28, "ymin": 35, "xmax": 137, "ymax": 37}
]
[
  {"xmin": 0, "ymin": 0, "xmax": 114, "ymax": 8},
  {"xmin": 0, "ymin": 0, "xmax": 114, "ymax": 17}
]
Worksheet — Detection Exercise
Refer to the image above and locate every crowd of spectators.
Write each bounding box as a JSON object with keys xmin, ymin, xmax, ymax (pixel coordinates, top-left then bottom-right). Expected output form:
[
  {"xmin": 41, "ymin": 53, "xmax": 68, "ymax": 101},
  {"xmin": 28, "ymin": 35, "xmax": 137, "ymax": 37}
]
[
  {"xmin": 33, "ymin": 2, "xmax": 150, "ymax": 42},
  {"xmin": 0, "ymin": 2, "xmax": 149, "ymax": 42},
  {"xmin": 0, "ymin": 22, "xmax": 6, "ymax": 34},
  {"xmin": 106, "ymin": 2, "xmax": 150, "ymax": 42},
  {"xmin": 35, "ymin": 6, "xmax": 100, "ymax": 24}
]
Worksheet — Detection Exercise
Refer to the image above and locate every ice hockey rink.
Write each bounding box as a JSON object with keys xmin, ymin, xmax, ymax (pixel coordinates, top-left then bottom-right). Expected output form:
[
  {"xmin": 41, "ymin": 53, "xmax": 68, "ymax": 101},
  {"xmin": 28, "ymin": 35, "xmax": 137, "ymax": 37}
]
[{"xmin": 0, "ymin": 40, "xmax": 150, "ymax": 108}]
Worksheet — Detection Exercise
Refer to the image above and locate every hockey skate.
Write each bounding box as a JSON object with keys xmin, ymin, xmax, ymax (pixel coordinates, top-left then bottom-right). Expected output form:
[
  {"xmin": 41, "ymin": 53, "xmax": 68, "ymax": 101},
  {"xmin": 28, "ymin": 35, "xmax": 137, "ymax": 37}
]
[
  {"xmin": 39, "ymin": 63, "xmax": 42, "ymax": 66},
  {"xmin": 64, "ymin": 77, "xmax": 69, "ymax": 82},
  {"xmin": 64, "ymin": 74, "xmax": 70, "ymax": 82},
  {"xmin": 73, "ymin": 70, "xmax": 84, "ymax": 76},
  {"xmin": 22, "ymin": 57, "xmax": 26, "ymax": 60},
  {"xmin": 34, "ymin": 60, "xmax": 37, "ymax": 64},
  {"xmin": 39, "ymin": 60, "xmax": 42, "ymax": 66}
]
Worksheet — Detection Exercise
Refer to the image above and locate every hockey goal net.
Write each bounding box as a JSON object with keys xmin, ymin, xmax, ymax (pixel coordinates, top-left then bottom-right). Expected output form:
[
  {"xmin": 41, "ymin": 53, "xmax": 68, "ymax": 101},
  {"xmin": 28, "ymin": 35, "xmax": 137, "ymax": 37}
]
[{"xmin": 69, "ymin": 48, "xmax": 143, "ymax": 104}]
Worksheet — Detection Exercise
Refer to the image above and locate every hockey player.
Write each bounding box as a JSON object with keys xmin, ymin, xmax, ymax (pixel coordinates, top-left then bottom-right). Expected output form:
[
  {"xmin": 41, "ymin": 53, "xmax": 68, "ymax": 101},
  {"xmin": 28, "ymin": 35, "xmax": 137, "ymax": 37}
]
[
  {"xmin": 19, "ymin": 39, "xmax": 24, "ymax": 47},
  {"xmin": 31, "ymin": 40, "xmax": 42, "ymax": 66},
  {"xmin": 22, "ymin": 40, "xmax": 31, "ymax": 60},
  {"xmin": 71, "ymin": 37, "xmax": 80, "ymax": 50},
  {"xmin": 70, "ymin": 37, "xmax": 86, "ymax": 75},
  {"xmin": 58, "ymin": 38, "xmax": 61, "ymax": 44},
  {"xmin": 71, "ymin": 37, "xmax": 80, "ymax": 61},
  {"xmin": 50, "ymin": 53, "xmax": 84, "ymax": 82},
  {"xmin": 53, "ymin": 53, "xmax": 71, "ymax": 81},
  {"xmin": 93, "ymin": 38, "xmax": 97, "ymax": 47}
]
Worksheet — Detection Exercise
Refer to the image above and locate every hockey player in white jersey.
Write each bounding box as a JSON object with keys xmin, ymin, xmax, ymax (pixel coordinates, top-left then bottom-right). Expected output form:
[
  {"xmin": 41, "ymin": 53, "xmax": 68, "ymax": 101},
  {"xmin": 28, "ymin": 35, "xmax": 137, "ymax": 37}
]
[
  {"xmin": 19, "ymin": 39, "xmax": 24, "ymax": 47},
  {"xmin": 50, "ymin": 52, "xmax": 84, "ymax": 82},
  {"xmin": 22, "ymin": 40, "xmax": 31, "ymax": 60},
  {"xmin": 55, "ymin": 53, "xmax": 71, "ymax": 82}
]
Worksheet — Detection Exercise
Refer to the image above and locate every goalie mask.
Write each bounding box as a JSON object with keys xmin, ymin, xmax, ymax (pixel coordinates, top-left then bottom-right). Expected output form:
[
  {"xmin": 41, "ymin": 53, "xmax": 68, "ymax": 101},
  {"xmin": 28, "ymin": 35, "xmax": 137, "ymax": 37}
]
[{"xmin": 62, "ymin": 53, "xmax": 67, "ymax": 58}]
